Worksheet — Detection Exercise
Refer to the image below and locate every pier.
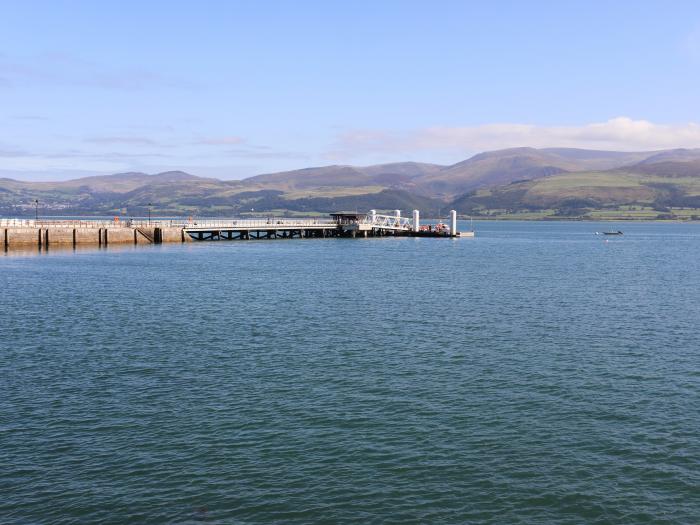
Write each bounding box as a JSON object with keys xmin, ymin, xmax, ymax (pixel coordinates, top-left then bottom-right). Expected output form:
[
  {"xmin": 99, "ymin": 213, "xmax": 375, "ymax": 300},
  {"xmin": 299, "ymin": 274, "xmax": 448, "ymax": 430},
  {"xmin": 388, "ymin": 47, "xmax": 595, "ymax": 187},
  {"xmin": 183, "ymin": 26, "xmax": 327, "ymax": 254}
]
[{"xmin": 2, "ymin": 209, "xmax": 473, "ymax": 249}]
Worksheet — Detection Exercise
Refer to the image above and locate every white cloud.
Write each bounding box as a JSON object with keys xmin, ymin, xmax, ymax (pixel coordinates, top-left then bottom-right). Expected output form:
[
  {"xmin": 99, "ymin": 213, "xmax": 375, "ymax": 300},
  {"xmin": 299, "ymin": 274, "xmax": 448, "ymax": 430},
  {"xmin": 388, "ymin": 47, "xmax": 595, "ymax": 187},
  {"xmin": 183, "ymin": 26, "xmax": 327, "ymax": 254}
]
[
  {"xmin": 85, "ymin": 136, "xmax": 159, "ymax": 145},
  {"xmin": 195, "ymin": 136, "xmax": 246, "ymax": 145},
  {"xmin": 224, "ymin": 148, "xmax": 308, "ymax": 160},
  {"xmin": 328, "ymin": 118, "xmax": 700, "ymax": 160},
  {"xmin": 0, "ymin": 52, "xmax": 199, "ymax": 91},
  {"xmin": 0, "ymin": 155, "xmax": 127, "ymax": 173}
]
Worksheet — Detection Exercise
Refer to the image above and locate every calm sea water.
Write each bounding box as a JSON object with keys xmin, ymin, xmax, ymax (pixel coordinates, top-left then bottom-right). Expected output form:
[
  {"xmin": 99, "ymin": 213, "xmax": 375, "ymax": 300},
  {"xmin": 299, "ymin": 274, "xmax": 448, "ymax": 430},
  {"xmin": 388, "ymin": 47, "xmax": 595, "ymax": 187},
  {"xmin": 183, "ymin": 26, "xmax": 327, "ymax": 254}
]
[{"xmin": 2, "ymin": 221, "xmax": 699, "ymax": 524}]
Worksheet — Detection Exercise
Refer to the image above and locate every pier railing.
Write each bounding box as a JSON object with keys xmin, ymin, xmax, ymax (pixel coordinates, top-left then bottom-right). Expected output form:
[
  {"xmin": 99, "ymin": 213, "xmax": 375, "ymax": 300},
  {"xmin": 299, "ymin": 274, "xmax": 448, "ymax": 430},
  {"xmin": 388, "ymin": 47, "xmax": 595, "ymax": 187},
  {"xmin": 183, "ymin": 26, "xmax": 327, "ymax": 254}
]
[
  {"xmin": 1, "ymin": 218, "xmax": 148, "ymax": 228},
  {"xmin": 0, "ymin": 218, "xmax": 339, "ymax": 228},
  {"xmin": 360, "ymin": 214, "xmax": 413, "ymax": 230},
  {"xmin": 182, "ymin": 218, "xmax": 337, "ymax": 229}
]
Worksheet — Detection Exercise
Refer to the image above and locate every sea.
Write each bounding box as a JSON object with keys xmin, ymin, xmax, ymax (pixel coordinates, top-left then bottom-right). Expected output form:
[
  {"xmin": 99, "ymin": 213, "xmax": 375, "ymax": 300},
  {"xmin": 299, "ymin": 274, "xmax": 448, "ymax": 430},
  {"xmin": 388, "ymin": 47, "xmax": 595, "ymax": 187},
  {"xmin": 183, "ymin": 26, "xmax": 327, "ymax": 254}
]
[{"xmin": 1, "ymin": 221, "xmax": 699, "ymax": 524}]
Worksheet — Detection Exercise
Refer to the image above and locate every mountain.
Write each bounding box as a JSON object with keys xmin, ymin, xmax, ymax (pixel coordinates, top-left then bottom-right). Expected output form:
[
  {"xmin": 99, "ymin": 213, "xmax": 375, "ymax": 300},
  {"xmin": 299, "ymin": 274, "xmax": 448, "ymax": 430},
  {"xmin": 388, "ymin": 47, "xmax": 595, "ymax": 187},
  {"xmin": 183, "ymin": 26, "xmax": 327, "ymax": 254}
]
[
  {"xmin": 414, "ymin": 148, "xmax": 572, "ymax": 197},
  {"xmin": 246, "ymin": 165, "xmax": 373, "ymax": 190},
  {"xmin": 636, "ymin": 148, "xmax": 700, "ymax": 164},
  {"xmin": 451, "ymin": 159, "xmax": 700, "ymax": 215},
  {"xmin": 539, "ymin": 148, "xmax": 654, "ymax": 169},
  {"xmin": 411, "ymin": 147, "xmax": 667, "ymax": 198},
  {"xmin": 245, "ymin": 162, "xmax": 443, "ymax": 190},
  {"xmin": 3, "ymin": 148, "xmax": 700, "ymax": 218},
  {"xmin": 622, "ymin": 159, "xmax": 700, "ymax": 178},
  {"xmin": 0, "ymin": 168, "xmax": 444, "ymax": 216},
  {"xmin": 242, "ymin": 149, "xmax": 658, "ymax": 200},
  {"xmin": 25, "ymin": 171, "xmax": 216, "ymax": 193}
]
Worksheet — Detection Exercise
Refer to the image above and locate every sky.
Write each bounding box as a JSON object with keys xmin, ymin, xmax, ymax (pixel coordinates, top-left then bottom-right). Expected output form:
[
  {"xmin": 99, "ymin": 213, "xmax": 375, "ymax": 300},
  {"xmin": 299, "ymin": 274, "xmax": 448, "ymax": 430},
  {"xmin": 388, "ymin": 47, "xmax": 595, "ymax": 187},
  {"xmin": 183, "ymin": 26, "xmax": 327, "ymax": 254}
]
[{"xmin": 2, "ymin": 0, "xmax": 700, "ymax": 180}]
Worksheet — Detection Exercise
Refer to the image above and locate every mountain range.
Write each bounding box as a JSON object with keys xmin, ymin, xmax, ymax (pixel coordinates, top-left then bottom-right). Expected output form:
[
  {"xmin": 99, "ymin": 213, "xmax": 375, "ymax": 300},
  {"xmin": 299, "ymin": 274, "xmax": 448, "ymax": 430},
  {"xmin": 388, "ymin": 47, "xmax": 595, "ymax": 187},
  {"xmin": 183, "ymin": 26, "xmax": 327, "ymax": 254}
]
[{"xmin": 3, "ymin": 147, "xmax": 700, "ymax": 218}]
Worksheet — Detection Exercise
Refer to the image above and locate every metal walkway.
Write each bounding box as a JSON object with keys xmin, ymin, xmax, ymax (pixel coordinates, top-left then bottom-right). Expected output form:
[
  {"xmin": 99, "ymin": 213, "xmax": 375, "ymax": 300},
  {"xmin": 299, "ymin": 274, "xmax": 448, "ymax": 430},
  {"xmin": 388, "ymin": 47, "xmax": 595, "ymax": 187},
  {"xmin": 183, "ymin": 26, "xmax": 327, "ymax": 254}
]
[
  {"xmin": 183, "ymin": 218, "xmax": 340, "ymax": 241},
  {"xmin": 181, "ymin": 210, "xmax": 462, "ymax": 240}
]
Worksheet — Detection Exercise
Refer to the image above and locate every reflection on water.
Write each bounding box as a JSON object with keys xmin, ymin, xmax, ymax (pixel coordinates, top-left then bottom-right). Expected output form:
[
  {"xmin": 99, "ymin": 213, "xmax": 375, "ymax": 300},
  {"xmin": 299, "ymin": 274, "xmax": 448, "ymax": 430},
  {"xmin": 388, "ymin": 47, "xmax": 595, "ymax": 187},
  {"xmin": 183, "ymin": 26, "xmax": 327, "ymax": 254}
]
[
  {"xmin": 1, "ymin": 220, "xmax": 699, "ymax": 524},
  {"xmin": 2, "ymin": 243, "xmax": 152, "ymax": 257}
]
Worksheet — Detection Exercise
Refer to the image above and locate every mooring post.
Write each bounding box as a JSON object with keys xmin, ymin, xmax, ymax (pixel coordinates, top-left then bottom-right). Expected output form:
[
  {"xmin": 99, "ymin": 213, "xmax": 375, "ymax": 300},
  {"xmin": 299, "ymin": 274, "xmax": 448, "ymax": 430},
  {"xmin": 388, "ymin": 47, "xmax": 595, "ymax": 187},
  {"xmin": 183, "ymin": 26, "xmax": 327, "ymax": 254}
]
[
  {"xmin": 450, "ymin": 210, "xmax": 457, "ymax": 236},
  {"xmin": 412, "ymin": 210, "xmax": 420, "ymax": 232}
]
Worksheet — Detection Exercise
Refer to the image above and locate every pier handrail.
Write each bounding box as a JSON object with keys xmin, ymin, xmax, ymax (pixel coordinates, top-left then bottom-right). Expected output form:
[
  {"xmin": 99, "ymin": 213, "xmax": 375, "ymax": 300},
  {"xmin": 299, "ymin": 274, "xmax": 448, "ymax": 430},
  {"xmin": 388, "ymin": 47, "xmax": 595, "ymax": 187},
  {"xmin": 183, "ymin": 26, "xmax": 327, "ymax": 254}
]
[
  {"xmin": 0, "ymin": 217, "xmax": 339, "ymax": 228},
  {"xmin": 360, "ymin": 213, "xmax": 412, "ymax": 230},
  {"xmin": 182, "ymin": 218, "xmax": 337, "ymax": 229},
  {"xmin": 1, "ymin": 218, "xmax": 38, "ymax": 227}
]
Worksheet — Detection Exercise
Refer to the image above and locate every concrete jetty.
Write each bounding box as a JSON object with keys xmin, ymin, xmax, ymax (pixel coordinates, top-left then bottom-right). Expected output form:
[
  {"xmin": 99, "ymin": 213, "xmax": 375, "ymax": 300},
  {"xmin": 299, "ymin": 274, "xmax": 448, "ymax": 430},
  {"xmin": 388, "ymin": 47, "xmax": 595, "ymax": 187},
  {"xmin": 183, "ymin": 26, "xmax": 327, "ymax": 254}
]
[
  {"xmin": 2, "ymin": 210, "xmax": 473, "ymax": 249},
  {"xmin": 1, "ymin": 219, "xmax": 188, "ymax": 249}
]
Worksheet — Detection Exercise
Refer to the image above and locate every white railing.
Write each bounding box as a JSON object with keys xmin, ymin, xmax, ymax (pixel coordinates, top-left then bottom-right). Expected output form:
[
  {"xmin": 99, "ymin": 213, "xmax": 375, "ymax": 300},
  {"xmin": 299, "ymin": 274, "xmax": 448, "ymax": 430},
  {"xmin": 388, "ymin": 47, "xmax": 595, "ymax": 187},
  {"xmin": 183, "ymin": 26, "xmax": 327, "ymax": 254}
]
[
  {"xmin": 1, "ymin": 214, "xmax": 430, "ymax": 232},
  {"xmin": 0, "ymin": 217, "xmax": 338, "ymax": 229},
  {"xmin": 0, "ymin": 219, "xmax": 37, "ymax": 227},
  {"xmin": 183, "ymin": 218, "xmax": 337, "ymax": 229},
  {"xmin": 360, "ymin": 214, "xmax": 413, "ymax": 230},
  {"xmin": 1, "ymin": 218, "xmax": 132, "ymax": 228}
]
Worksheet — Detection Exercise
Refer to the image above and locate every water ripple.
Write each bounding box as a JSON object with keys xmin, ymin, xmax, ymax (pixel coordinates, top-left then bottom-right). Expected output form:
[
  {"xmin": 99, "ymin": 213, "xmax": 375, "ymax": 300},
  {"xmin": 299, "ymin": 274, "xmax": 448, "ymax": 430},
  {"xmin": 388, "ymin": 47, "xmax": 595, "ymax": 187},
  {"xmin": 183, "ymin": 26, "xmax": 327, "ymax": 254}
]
[{"xmin": 1, "ymin": 221, "xmax": 699, "ymax": 524}]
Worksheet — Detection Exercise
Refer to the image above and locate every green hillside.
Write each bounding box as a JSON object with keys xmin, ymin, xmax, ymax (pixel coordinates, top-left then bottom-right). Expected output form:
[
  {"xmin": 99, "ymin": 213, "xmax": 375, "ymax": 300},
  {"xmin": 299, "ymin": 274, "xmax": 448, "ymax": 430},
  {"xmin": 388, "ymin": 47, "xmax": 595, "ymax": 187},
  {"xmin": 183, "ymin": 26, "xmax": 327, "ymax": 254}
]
[
  {"xmin": 452, "ymin": 161, "xmax": 700, "ymax": 220},
  {"xmin": 4, "ymin": 148, "xmax": 700, "ymax": 219}
]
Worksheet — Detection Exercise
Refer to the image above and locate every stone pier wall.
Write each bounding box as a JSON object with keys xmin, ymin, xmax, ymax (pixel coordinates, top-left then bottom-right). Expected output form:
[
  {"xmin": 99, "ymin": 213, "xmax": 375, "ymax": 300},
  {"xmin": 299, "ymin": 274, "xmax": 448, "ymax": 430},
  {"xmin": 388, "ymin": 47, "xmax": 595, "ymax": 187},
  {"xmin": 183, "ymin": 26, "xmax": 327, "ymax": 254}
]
[
  {"xmin": 46, "ymin": 228, "xmax": 74, "ymax": 245},
  {"xmin": 161, "ymin": 227, "xmax": 191, "ymax": 243},
  {"xmin": 5, "ymin": 228, "xmax": 42, "ymax": 246},
  {"xmin": 3, "ymin": 226, "xmax": 190, "ymax": 249},
  {"xmin": 105, "ymin": 228, "xmax": 135, "ymax": 244},
  {"xmin": 74, "ymin": 229, "xmax": 101, "ymax": 244}
]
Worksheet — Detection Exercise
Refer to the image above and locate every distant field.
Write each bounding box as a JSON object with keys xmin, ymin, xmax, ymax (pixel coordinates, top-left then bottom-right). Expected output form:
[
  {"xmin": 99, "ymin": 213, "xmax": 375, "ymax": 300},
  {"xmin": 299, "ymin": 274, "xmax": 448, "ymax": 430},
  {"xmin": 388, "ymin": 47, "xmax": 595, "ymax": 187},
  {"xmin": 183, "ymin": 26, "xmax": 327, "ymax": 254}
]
[
  {"xmin": 281, "ymin": 185, "xmax": 386, "ymax": 199},
  {"xmin": 532, "ymin": 171, "xmax": 642, "ymax": 189},
  {"xmin": 465, "ymin": 206, "xmax": 700, "ymax": 221}
]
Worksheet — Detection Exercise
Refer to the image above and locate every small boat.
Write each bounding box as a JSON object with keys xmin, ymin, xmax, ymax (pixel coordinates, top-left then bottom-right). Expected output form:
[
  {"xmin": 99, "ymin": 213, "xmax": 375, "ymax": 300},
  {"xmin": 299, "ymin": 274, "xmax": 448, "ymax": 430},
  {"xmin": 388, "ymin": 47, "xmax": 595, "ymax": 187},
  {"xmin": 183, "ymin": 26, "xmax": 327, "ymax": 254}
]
[
  {"xmin": 457, "ymin": 216, "xmax": 476, "ymax": 237},
  {"xmin": 595, "ymin": 230, "xmax": 623, "ymax": 236}
]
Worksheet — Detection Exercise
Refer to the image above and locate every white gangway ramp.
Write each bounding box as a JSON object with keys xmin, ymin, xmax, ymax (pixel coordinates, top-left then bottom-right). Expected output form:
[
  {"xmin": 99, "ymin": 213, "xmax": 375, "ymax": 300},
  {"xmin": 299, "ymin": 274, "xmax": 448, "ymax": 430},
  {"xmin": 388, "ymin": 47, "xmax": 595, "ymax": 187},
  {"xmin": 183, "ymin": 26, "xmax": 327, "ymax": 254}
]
[{"xmin": 359, "ymin": 211, "xmax": 413, "ymax": 231}]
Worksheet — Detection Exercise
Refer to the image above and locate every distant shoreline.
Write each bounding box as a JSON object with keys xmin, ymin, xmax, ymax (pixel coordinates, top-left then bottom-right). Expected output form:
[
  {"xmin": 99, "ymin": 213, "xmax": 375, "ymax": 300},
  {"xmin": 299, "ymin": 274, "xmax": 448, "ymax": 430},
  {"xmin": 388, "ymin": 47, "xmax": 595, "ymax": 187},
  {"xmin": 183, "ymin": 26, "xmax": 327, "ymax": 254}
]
[
  {"xmin": 457, "ymin": 217, "xmax": 700, "ymax": 222},
  {"xmin": 5, "ymin": 214, "xmax": 699, "ymax": 223}
]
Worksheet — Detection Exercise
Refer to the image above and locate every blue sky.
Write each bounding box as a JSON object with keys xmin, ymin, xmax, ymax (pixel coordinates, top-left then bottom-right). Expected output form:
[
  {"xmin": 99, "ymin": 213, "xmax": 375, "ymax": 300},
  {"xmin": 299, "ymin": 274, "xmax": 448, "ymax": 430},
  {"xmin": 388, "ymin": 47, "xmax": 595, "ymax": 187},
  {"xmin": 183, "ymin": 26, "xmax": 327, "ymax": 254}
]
[{"xmin": 2, "ymin": 0, "xmax": 700, "ymax": 180}]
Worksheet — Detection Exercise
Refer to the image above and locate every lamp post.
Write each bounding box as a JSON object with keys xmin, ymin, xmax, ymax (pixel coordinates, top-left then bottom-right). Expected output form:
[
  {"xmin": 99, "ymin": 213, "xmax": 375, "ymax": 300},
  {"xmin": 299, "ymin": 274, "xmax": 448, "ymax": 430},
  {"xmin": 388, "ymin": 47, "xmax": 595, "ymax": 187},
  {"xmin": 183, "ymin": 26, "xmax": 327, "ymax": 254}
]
[
  {"xmin": 34, "ymin": 199, "xmax": 39, "ymax": 222},
  {"xmin": 147, "ymin": 202, "xmax": 152, "ymax": 225}
]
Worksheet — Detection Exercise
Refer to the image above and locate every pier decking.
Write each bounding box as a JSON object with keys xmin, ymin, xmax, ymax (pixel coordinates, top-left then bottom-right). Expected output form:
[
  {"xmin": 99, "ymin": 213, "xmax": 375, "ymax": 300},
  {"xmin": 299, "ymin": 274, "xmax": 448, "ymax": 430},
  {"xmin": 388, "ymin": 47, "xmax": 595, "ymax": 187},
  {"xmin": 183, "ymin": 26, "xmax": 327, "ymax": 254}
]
[{"xmin": 2, "ymin": 209, "xmax": 473, "ymax": 249}]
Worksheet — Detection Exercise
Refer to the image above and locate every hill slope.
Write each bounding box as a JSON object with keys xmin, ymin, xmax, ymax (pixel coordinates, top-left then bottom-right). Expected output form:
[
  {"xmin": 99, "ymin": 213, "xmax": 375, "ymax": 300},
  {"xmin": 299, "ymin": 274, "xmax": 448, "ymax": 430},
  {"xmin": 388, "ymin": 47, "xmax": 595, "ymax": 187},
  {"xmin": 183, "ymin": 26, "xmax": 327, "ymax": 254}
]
[
  {"xmin": 245, "ymin": 162, "xmax": 443, "ymax": 191},
  {"xmin": 243, "ymin": 148, "xmax": 662, "ymax": 199},
  {"xmin": 451, "ymin": 159, "xmax": 700, "ymax": 216},
  {"xmin": 4, "ymin": 148, "xmax": 700, "ymax": 217},
  {"xmin": 0, "ymin": 170, "xmax": 444, "ymax": 216}
]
